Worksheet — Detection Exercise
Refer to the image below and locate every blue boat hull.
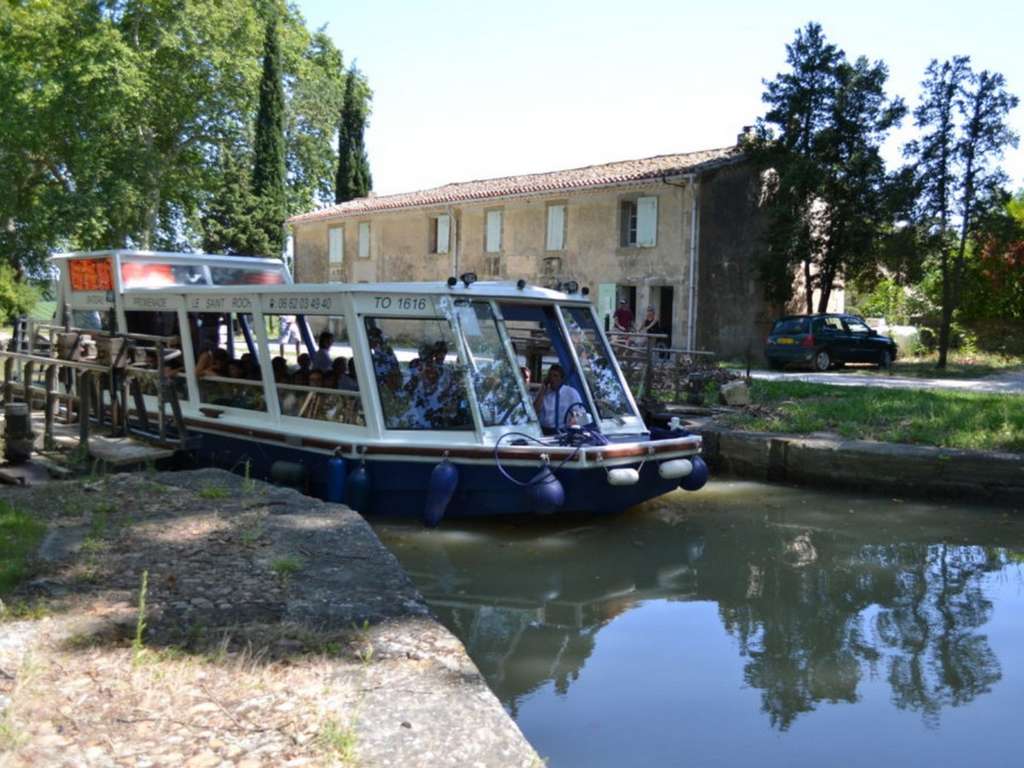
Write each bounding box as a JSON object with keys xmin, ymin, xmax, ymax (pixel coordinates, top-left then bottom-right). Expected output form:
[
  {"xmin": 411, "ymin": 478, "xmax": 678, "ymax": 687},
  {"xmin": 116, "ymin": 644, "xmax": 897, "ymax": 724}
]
[{"xmin": 188, "ymin": 429, "xmax": 685, "ymax": 519}]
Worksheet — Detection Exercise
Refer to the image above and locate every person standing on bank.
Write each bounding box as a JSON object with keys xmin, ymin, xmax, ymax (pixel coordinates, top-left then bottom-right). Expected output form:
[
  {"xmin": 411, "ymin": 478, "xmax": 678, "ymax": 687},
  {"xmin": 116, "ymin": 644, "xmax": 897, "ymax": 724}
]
[
  {"xmin": 533, "ymin": 364, "xmax": 584, "ymax": 435},
  {"xmin": 613, "ymin": 299, "xmax": 634, "ymax": 332}
]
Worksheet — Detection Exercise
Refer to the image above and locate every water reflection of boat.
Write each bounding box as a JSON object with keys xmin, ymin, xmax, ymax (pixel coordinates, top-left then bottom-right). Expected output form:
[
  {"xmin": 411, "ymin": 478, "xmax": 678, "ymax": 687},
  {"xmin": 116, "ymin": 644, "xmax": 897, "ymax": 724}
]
[
  {"xmin": 38, "ymin": 250, "xmax": 709, "ymax": 522},
  {"xmin": 383, "ymin": 497, "xmax": 1022, "ymax": 728}
]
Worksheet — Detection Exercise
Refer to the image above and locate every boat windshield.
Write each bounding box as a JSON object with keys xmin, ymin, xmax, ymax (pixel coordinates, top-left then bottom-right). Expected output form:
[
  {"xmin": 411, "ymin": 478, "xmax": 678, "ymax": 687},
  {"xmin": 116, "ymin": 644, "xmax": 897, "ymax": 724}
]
[
  {"xmin": 561, "ymin": 305, "xmax": 634, "ymax": 421},
  {"xmin": 448, "ymin": 299, "xmax": 532, "ymax": 428}
]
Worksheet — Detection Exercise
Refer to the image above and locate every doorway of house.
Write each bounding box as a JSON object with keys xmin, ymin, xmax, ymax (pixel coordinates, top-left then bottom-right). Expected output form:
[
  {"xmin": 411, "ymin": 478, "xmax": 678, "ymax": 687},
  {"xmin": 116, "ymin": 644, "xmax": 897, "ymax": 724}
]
[{"xmin": 658, "ymin": 286, "xmax": 674, "ymax": 347}]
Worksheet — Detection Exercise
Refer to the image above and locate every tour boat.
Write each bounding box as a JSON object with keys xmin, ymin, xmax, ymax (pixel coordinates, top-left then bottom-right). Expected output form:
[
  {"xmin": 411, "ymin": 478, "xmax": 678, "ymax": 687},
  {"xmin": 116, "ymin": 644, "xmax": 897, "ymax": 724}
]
[{"xmin": 48, "ymin": 249, "xmax": 708, "ymax": 523}]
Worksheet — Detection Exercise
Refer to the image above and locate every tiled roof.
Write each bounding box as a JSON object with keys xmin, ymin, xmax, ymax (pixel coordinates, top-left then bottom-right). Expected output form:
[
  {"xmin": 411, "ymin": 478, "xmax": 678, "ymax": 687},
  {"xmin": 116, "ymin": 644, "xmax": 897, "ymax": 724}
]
[{"xmin": 289, "ymin": 144, "xmax": 744, "ymax": 224}]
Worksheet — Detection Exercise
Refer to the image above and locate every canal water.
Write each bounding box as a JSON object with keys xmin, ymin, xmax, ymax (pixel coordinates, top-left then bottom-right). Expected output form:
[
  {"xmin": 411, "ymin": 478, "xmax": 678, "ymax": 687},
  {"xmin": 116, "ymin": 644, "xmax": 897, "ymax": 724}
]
[{"xmin": 373, "ymin": 481, "xmax": 1024, "ymax": 768}]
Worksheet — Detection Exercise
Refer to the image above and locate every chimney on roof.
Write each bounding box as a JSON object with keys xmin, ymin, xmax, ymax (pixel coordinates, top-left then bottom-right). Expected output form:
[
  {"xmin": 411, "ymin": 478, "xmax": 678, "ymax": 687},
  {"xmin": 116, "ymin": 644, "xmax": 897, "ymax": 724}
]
[{"xmin": 737, "ymin": 125, "xmax": 756, "ymax": 146}]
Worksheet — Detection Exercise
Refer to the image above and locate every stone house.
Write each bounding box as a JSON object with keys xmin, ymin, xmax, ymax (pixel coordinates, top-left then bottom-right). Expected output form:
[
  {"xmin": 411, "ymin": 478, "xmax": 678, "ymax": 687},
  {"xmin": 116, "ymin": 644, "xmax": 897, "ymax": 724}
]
[{"xmin": 287, "ymin": 135, "xmax": 832, "ymax": 360}]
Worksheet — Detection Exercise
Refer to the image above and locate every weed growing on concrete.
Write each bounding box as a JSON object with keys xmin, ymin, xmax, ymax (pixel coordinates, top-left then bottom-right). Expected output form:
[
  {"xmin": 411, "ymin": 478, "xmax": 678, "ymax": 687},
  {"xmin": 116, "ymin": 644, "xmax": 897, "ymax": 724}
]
[
  {"xmin": 242, "ymin": 460, "xmax": 257, "ymax": 496},
  {"xmin": 238, "ymin": 513, "xmax": 266, "ymax": 546},
  {"xmin": 352, "ymin": 620, "xmax": 374, "ymax": 665},
  {"xmin": 132, "ymin": 570, "xmax": 149, "ymax": 665},
  {"xmin": 318, "ymin": 718, "xmax": 358, "ymax": 765},
  {"xmin": 270, "ymin": 556, "xmax": 303, "ymax": 584},
  {"xmin": 198, "ymin": 484, "xmax": 229, "ymax": 500},
  {"xmin": 0, "ymin": 712, "xmax": 20, "ymax": 752}
]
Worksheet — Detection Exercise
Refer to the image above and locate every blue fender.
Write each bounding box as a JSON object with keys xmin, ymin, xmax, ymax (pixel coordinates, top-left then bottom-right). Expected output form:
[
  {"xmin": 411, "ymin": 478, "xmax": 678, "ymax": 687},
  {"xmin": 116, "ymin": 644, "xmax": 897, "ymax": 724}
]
[
  {"xmin": 526, "ymin": 465, "xmax": 565, "ymax": 515},
  {"xmin": 326, "ymin": 455, "xmax": 347, "ymax": 504},
  {"xmin": 679, "ymin": 456, "xmax": 709, "ymax": 492},
  {"xmin": 424, "ymin": 459, "xmax": 459, "ymax": 528},
  {"xmin": 346, "ymin": 462, "xmax": 371, "ymax": 513}
]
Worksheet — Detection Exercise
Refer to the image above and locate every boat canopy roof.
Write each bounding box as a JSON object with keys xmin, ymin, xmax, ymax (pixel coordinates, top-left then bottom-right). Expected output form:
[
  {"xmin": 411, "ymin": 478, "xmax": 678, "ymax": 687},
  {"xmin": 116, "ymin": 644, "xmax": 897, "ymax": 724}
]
[{"xmin": 52, "ymin": 249, "xmax": 588, "ymax": 304}]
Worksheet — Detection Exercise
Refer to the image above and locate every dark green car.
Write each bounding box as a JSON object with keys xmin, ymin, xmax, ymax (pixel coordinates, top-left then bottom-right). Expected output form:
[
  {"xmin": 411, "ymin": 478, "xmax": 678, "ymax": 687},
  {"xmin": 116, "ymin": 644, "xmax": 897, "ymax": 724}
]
[{"xmin": 765, "ymin": 314, "xmax": 898, "ymax": 371}]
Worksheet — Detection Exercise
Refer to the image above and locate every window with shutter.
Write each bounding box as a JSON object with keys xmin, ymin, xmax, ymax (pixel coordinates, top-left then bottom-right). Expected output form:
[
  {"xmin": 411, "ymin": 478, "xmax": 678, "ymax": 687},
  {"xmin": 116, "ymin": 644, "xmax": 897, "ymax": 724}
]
[
  {"xmin": 636, "ymin": 196, "xmax": 657, "ymax": 247},
  {"xmin": 432, "ymin": 215, "xmax": 450, "ymax": 254},
  {"xmin": 546, "ymin": 204, "xmax": 566, "ymax": 251},
  {"xmin": 485, "ymin": 210, "xmax": 502, "ymax": 253},
  {"xmin": 358, "ymin": 222, "xmax": 370, "ymax": 258},
  {"xmin": 328, "ymin": 227, "xmax": 344, "ymax": 281}
]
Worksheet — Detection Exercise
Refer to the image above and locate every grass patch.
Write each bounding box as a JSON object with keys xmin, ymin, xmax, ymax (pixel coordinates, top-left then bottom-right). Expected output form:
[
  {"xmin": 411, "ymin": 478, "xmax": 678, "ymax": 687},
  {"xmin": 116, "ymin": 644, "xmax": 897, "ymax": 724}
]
[
  {"xmin": 865, "ymin": 351, "xmax": 1023, "ymax": 380},
  {"xmin": 318, "ymin": 718, "xmax": 358, "ymax": 765},
  {"xmin": 0, "ymin": 502, "xmax": 46, "ymax": 595},
  {"xmin": 722, "ymin": 380, "xmax": 1024, "ymax": 452},
  {"xmin": 0, "ymin": 598, "xmax": 51, "ymax": 622}
]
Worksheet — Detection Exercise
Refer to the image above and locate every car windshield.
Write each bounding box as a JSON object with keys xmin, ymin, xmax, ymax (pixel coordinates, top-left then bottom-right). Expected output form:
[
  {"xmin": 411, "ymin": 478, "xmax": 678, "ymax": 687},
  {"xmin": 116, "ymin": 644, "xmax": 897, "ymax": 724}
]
[{"xmin": 772, "ymin": 318, "xmax": 809, "ymax": 335}]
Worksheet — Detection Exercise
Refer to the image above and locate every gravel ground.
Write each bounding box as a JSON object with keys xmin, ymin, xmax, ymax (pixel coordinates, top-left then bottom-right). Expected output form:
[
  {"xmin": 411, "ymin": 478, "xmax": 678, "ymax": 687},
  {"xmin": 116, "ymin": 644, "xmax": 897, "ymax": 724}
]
[{"xmin": 0, "ymin": 469, "xmax": 539, "ymax": 768}]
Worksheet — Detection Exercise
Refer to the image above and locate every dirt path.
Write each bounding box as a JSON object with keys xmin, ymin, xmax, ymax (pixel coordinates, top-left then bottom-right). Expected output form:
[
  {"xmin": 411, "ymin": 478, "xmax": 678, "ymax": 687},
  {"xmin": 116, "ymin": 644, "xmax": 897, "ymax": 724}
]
[{"xmin": 0, "ymin": 469, "xmax": 539, "ymax": 768}]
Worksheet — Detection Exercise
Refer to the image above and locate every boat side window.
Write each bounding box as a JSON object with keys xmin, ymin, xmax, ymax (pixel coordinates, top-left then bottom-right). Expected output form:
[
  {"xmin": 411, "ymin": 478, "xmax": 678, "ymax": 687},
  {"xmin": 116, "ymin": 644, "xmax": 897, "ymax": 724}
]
[
  {"xmin": 449, "ymin": 300, "xmax": 532, "ymax": 427},
  {"xmin": 562, "ymin": 306, "xmax": 634, "ymax": 421},
  {"xmin": 70, "ymin": 310, "xmax": 110, "ymax": 332},
  {"xmin": 263, "ymin": 312, "xmax": 364, "ymax": 426},
  {"xmin": 125, "ymin": 310, "xmax": 188, "ymax": 401},
  {"xmin": 364, "ymin": 316, "xmax": 472, "ymax": 431},
  {"xmin": 187, "ymin": 311, "xmax": 266, "ymax": 412}
]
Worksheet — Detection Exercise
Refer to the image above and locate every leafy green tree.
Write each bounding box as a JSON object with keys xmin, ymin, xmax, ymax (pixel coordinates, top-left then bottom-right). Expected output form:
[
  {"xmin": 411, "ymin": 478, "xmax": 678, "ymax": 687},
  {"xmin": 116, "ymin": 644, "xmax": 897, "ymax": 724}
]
[
  {"xmin": 751, "ymin": 23, "xmax": 904, "ymax": 313},
  {"xmin": 201, "ymin": 144, "xmax": 272, "ymax": 256},
  {"xmin": 0, "ymin": 0, "xmax": 351, "ymax": 281},
  {"xmin": 335, "ymin": 64, "xmax": 373, "ymax": 203},
  {"xmin": 905, "ymin": 58, "xmax": 1019, "ymax": 367},
  {"xmin": 252, "ymin": 12, "xmax": 287, "ymax": 256}
]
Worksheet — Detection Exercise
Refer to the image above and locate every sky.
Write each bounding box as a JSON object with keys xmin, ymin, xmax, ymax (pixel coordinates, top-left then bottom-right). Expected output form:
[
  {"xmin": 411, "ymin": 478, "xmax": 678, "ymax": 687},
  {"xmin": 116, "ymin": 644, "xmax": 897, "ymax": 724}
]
[{"xmin": 296, "ymin": 0, "xmax": 1024, "ymax": 197}]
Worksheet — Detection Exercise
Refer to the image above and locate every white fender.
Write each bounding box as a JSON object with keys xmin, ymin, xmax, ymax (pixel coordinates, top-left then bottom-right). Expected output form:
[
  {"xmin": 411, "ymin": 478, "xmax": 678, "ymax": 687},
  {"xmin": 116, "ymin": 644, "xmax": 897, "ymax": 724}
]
[
  {"xmin": 607, "ymin": 468, "xmax": 640, "ymax": 486},
  {"xmin": 658, "ymin": 458, "xmax": 693, "ymax": 480}
]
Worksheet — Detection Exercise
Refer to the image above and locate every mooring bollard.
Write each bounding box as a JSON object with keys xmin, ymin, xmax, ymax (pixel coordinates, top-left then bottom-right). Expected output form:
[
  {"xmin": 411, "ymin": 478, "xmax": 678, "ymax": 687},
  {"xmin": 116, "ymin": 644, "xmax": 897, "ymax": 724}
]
[{"xmin": 3, "ymin": 402, "xmax": 34, "ymax": 464}]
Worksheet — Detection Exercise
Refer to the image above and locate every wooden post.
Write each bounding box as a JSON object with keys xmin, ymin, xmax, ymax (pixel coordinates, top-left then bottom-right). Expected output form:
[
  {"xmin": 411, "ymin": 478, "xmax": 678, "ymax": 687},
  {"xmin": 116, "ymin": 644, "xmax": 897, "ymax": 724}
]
[
  {"xmin": 23, "ymin": 361, "xmax": 34, "ymax": 407},
  {"xmin": 79, "ymin": 371, "xmax": 91, "ymax": 449},
  {"xmin": 156, "ymin": 342, "xmax": 167, "ymax": 443},
  {"xmin": 3, "ymin": 358, "xmax": 13, "ymax": 404},
  {"xmin": 44, "ymin": 364, "xmax": 57, "ymax": 450}
]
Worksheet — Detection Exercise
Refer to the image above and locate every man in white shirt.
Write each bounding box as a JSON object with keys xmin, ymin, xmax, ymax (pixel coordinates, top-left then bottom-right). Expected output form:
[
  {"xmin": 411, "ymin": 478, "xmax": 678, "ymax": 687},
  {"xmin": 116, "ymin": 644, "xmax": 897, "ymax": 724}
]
[{"xmin": 533, "ymin": 364, "xmax": 584, "ymax": 435}]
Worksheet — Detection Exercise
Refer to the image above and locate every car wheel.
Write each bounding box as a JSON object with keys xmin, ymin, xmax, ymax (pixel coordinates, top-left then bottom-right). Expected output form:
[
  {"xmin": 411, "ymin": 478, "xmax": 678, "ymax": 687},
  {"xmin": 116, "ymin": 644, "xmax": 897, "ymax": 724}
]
[
  {"xmin": 878, "ymin": 350, "xmax": 892, "ymax": 369},
  {"xmin": 813, "ymin": 350, "xmax": 831, "ymax": 372}
]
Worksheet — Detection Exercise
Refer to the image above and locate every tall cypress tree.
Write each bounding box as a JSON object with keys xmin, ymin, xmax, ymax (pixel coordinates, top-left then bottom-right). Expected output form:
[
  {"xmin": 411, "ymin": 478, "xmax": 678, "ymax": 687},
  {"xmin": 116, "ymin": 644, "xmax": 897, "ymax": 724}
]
[
  {"xmin": 335, "ymin": 65, "xmax": 372, "ymax": 203},
  {"xmin": 252, "ymin": 13, "xmax": 287, "ymax": 256}
]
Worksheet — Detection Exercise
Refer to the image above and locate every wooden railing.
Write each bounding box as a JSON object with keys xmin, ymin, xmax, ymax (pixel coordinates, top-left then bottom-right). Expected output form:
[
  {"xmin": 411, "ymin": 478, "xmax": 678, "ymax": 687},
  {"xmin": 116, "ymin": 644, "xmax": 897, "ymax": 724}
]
[{"xmin": 1, "ymin": 322, "xmax": 188, "ymax": 452}]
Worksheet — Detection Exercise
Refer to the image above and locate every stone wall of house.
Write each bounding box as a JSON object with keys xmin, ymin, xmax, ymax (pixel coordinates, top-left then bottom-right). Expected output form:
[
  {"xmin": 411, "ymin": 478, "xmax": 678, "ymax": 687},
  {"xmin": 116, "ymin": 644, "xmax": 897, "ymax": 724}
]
[{"xmin": 290, "ymin": 181, "xmax": 700, "ymax": 345}]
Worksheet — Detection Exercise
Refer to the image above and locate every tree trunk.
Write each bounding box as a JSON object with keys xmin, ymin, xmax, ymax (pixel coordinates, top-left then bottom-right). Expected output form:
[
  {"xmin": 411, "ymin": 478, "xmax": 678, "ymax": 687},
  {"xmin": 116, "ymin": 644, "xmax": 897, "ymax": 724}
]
[
  {"xmin": 816, "ymin": 266, "xmax": 833, "ymax": 313},
  {"xmin": 936, "ymin": 252, "xmax": 951, "ymax": 368},
  {"xmin": 803, "ymin": 258, "xmax": 814, "ymax": 314}
]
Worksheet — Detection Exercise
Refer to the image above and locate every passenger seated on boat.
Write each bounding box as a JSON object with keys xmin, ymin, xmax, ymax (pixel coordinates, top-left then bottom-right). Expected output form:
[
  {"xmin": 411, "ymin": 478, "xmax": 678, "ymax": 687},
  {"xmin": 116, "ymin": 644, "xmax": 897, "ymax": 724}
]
[
  {"xmin": 534, "ymin": 364, "xmax": 584, "ymax": 435},
  {"xmin": 334, "ymin": 357, "xmax": 358, "ymax": 391},
  {"xmin": 271, "ymin": 356, "xmax": 288, "ymax": 383},
  {"xmin": 313, "ymin": 331, "xmax": 334, "ymax": 372},
  {"xmin": 402, "ymin": 354, "xmax": 468, "ymax": 429},
  {"xmin": 195, "ymin": 347, "xmax": 229, "ymax": 378},
  {"xmin": 368, "ymin": 328, "xmax": 401, "ymax": 391},
  {"xmin": 296, "ymin": 353, "xmax": 311, "ymax": 376}
]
